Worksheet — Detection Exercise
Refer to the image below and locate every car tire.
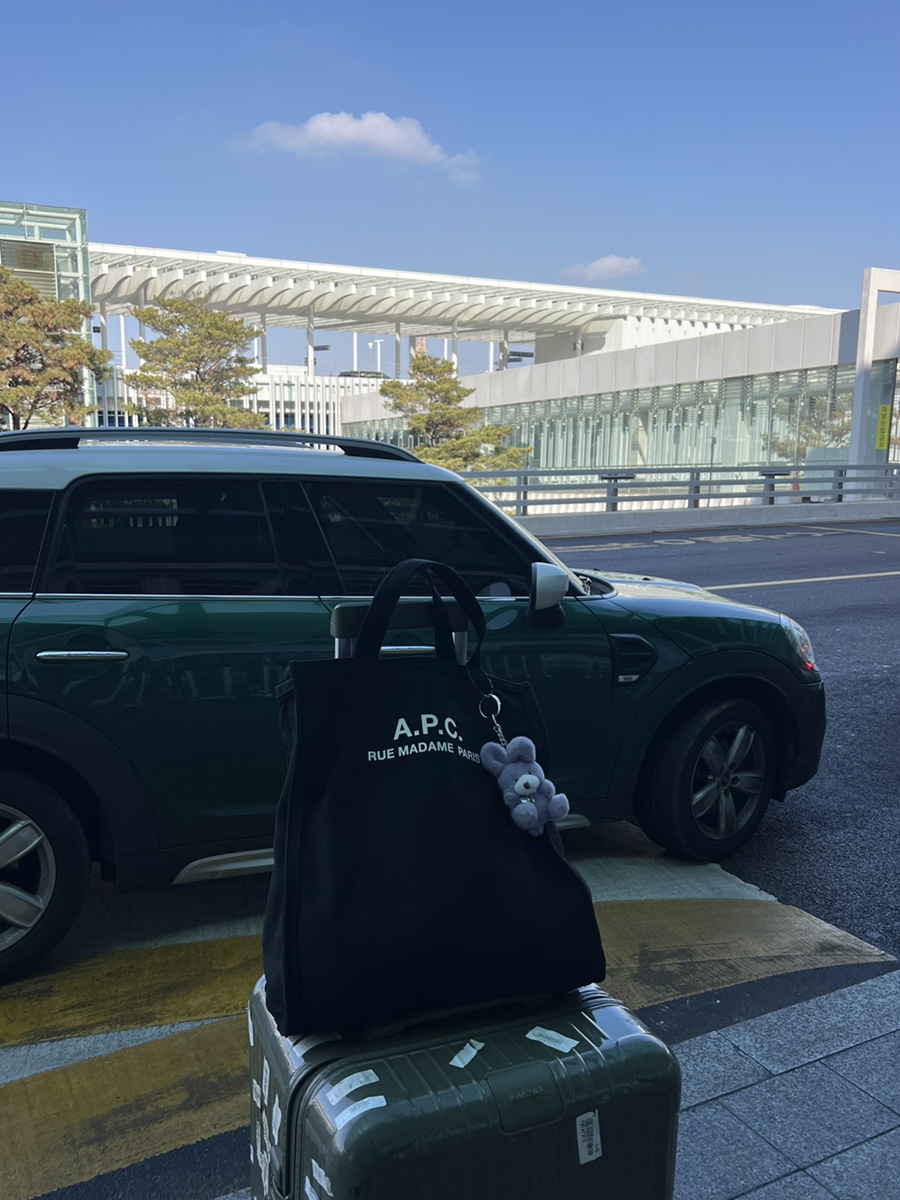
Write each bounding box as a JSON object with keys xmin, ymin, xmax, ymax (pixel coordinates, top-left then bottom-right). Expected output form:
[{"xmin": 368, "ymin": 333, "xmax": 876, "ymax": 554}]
[
  {"xmin": 636, "ymin": 699, "xmax": 777, "ymax": 861},
  {"xmin": 0, "ymin": 770, "xmax": 91, "ymax": 982}
]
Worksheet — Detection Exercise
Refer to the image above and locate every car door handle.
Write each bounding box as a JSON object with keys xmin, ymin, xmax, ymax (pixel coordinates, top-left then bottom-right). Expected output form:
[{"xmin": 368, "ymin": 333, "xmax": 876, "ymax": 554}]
[
  {"xmin": 378, "ymin": 645, "xmax": 438, "ymax": 656},
  {"xmin": 35, "ymin": 650, "xmax": 130, "ymax": 662}
]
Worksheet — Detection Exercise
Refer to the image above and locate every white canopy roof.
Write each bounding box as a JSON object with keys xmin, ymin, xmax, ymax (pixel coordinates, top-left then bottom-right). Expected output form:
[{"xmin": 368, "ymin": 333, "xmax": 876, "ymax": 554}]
[{"xmin": 89, "ymin": 243, "xmax": 835, "ymax": 344}]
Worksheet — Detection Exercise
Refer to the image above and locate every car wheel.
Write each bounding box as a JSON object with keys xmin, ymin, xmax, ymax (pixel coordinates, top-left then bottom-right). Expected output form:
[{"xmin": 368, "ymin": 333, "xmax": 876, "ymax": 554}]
[
  {"xmin": 636, "ymin": 699, "xmax": 776, "ymax": 861},
  {"xmin": 0, "ymin": 770, "xmax": 91, "ymax": 982}
]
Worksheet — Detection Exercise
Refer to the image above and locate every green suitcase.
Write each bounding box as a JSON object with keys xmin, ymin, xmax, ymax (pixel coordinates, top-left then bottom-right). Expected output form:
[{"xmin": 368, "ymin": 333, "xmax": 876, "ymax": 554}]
[{"xmin": 248, "ymin": 977, "xmax": 680, "ymax": 1200}]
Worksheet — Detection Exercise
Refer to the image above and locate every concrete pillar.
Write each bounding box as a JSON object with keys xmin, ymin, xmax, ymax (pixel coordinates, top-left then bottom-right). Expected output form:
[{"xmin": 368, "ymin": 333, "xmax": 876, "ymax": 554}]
[
  {"xmin": 850, "ymin": 267, "xmax": 900, "ymax": 467},
  {"xmin": 307, "ymin": 305, "xmax": 316, "ymax": 377}
]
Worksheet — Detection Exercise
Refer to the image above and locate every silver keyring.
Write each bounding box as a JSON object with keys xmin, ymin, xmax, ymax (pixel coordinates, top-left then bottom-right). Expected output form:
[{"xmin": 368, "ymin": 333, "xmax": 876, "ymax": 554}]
[{"xmin": 478, "ymin": 693, "xmax": 502, "ymax": 719}]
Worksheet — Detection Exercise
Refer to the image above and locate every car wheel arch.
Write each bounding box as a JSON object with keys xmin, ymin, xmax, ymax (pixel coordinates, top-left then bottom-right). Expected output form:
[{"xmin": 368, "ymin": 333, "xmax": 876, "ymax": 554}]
[
  {"xmin": 0, "ymin": 740, "xmax": 111, "ymax": 865},
  {"xmin": 5, "ymin": 696, "xmax": 160, "ymax": 864},
  {"xmin": 609, "ymin": 651, "xmax": 810, "ymax": 803}
]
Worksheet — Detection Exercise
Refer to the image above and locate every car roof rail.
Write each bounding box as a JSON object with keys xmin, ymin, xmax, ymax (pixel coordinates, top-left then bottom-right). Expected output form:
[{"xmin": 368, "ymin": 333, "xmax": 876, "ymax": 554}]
[{"xmin": 0, "ymin": 427, "xmax": 420, "ymax": 462}]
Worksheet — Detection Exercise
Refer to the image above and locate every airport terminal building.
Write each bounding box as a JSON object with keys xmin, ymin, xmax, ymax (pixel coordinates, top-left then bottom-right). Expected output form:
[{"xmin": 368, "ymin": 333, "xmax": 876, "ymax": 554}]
[{"xmin": 2, "ymin": 199, "xmax": 898, "ymax": 473}]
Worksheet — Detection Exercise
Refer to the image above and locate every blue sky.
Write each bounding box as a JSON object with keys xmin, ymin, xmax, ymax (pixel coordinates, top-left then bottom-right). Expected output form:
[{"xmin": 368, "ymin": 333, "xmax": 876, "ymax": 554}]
[{"xmin": 4, "ymin": 0, "xmax": 899, "ymax": 370}]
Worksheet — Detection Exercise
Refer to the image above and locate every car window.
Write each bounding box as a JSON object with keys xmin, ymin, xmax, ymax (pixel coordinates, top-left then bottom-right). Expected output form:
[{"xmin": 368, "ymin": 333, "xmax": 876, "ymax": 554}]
[
  {"xmin": 299, "ymin": 478, "xmax": 532, "ymax": 596},
  {"xmin": 0, "ymin": 490, "xmax": 53, "ymax": 592},
  {"xmin": 46, "ymin": 476, "xmax": 284, "ymax": 596},
  {"xmin": 259, "ymin": 479, "xmax": 319, "ymax": 596}
]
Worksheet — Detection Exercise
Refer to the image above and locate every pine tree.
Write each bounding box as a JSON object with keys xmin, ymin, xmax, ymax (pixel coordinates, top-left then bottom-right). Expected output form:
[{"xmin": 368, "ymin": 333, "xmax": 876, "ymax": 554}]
[
  {"xmin": 380, "ymin": 354, "xmax": 529, "ymax": 470},
  {"xmin": 126, "ymin": 296, "xmax": 264, "ymax": 428},
  {"xmin": 0, "ymin": 267, "xmax": 111, "ymax": 430}
]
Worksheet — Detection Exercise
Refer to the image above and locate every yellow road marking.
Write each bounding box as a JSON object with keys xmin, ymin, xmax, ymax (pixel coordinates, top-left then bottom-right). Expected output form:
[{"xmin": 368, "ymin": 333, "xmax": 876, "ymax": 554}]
[
  {"xmin": 708, "ymin": 570, "xmax": 900, "ymax": 590},
  {"xmin": 596, "ymin": 898, "xmax": 893, "ymax": 1010},
  {"xmin": 0, "ymin": 1017, "xmax": 248, "ymax": 1200},
  {"xmin": 0, "ymin": 936, "xmax": 262, "ymax": 1046},
  {"xmin": 1, "ymin": 897, "xmax": 893, "ymax": 1197}
]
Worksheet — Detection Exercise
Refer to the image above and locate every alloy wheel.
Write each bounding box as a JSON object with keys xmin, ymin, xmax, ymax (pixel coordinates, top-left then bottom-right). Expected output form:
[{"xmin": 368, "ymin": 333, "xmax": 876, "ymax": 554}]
[
  {"xmin": 0, "ymin": 803, "xmax": 57, "ymax": 953},
  {"xmin": 690, "ymin": 721, "xmax": 766, "ymax": 841}
]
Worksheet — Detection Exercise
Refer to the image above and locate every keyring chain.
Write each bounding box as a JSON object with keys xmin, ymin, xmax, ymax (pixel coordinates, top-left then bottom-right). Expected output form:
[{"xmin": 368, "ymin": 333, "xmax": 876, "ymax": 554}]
[
  {"xmin": 468, "ymin": 666, "xmax": 508, "ymax": 746},
  {"xmin": 478, "ymin": 692, "xmax": 507, "ymax": 748}
]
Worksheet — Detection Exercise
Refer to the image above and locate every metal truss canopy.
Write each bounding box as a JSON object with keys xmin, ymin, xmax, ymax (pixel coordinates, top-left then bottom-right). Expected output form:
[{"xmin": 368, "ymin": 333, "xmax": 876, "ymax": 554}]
[{"xmin": 88, "ymin": 244, "xmax": 835, "ymax": 345}]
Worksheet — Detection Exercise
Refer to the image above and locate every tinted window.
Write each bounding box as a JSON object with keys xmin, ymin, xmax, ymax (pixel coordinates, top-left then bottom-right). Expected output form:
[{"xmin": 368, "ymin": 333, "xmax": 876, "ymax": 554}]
[
  {"xmin": 0, "ymin": 490, "xmax": 53, "ymax": 592},
  {"xmin": 48, "ymin": 477, "xmax": 283, "ymax": 596},
  {"xmin": 259, "ymin": 480, "xmax": 317, "ymax": 595},
  {"xmin": 301, "ymin": 479, "xmax": 531, "ymax": 596}
]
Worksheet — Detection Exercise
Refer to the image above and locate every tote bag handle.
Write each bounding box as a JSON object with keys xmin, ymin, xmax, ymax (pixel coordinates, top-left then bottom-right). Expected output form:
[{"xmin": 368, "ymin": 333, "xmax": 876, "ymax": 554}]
[{"xmin": 353, "ymin": 559, "xmax": 487, "ymax": 668}]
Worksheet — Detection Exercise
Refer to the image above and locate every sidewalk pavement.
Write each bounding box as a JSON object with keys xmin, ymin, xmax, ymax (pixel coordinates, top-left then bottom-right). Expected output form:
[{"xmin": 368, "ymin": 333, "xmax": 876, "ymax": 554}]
[
  {"xmin": 673, "ymin": 967, "xmax": 900, "ymax": 1200},
  {"xmin": 212, "ymin": 968, "xmax": 900, "ymax": 1200}
]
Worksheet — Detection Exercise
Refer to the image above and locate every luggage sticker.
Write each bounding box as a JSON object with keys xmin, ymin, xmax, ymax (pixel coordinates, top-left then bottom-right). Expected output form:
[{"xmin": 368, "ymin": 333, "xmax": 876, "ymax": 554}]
[
  {"xmin": 262, "ymin": 1057, "xmax": 271, "ymax": 1100},
  {"xmin": 256, "ymin": 1124, "xmax": 268, "ymax": 1193},
  {"xmin": 304, "ymin": 1176, "xmax": 318, "ymax": 1200},
  {"xmin": 449, "ymin": 1038, "xmax": 485, "ymax": 1068},
  {"xmin": 326, "ymin": 1068, "xmax": 380, "ymax": 1106},
  {"xmin": 334, "ymin": 1095, "xmax": 387, "ymax": 1130},
  {"xmin": 526, "ymin": 1026, "xmax": 580, "ymax": 1054},
  {"xmin": 271, "ymin": 1096, "xmax": 283, "ymax": 1143},
  {"xmin": 289, "ymin": 1030, "xmax": 343, "ymax": 1052},
  {"xmin": 576, "ymin": 1110, "xmax": 602, "ymax": 1164},
  {"xmin": 252, "ymin": 1079, "xmax": 261, "ymax": 1108},
  {"xmin": 312, "ymin": 1159, "xmax": 334, "ymax": 1196},
  {"xmin": 248, "ymin": 1009, "xmax": 254, "ymax": 1046}
]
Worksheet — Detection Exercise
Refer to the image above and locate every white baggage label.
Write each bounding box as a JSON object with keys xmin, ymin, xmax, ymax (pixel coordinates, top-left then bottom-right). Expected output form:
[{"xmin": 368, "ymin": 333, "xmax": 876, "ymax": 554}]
[
  {"xmin": 326, "ymin": 1068, "xmax": 379, "ymax": 1106},
  {"xmin": 312, "ymin": 1158, "xmax": 334, "ymax": 1196},
  {"xmin": 577, "ymin": 1109, "xmax": 602, "ymax": 1163},
  {"xmin": 334, "ymin": 1095, "xmax": 387, "ymax": 1129},
  {"xmin": 526, "ymin": 1026, "xmax": 579, "ymax": 1053},
  {"xmin": 449, "ymin": 1038, "xmax": 485, "ymax": 1068}
]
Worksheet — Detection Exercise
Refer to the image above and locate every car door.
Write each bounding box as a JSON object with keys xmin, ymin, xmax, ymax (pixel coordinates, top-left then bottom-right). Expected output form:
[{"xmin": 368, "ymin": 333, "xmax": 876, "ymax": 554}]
[
  {"xmin": 286, "ymin": 475, "xmax": 614, "ymax": 806},
  {"xmin": 7, "ymin": 474, "xmax": 329, "ymax": 849},
  {"xmin": 0, "ymin": 489, "xmax": 55, "ymax": 734}
]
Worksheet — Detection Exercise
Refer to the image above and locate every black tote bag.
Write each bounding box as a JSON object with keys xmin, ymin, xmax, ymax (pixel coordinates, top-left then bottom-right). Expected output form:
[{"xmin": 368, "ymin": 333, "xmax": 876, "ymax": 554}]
[{"xmin": 263, "ymin": 559, "xmax": 605, "ymax": 1036}]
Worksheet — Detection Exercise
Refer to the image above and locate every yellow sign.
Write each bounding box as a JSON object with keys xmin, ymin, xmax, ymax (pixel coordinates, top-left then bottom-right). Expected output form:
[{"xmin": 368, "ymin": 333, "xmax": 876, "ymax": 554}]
[{"xmin": 876, "ymin": 405, "xmax": 893, "ymax": 451}]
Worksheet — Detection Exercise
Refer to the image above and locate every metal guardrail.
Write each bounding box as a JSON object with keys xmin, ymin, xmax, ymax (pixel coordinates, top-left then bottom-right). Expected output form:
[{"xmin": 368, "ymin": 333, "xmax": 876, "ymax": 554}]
[{"xmin": 458, "ymin": 463, "xmax": 900, "ymax": 518}]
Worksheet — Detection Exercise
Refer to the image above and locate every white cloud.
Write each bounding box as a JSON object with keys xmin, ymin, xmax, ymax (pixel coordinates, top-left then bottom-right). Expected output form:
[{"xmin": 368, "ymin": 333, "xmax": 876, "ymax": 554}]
[
  {"xmin": 559, "ymin": 255, "xmax": 644, "ymax": 283},
  {"xmin": 244, "ymin": 112, "xmax": 480, "ymax": 184}
]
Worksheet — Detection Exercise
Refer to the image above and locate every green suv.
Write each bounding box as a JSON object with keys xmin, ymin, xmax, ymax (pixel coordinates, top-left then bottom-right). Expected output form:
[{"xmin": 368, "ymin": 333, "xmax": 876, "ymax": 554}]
[{"xmin": 0, "ymin": 429, "xmax": 825, "ymax": 980}]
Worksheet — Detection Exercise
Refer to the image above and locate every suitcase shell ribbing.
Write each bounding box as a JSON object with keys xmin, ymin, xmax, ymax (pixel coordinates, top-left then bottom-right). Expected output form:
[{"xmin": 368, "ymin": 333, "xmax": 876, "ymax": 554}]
[{"xmin": 248, "ymin": 978, "xmax": 680, "ymax": 1200}]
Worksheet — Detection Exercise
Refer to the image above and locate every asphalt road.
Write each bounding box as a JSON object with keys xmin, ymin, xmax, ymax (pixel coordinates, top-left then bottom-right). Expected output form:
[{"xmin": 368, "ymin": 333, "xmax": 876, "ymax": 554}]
[{"xmin": 547, "ymin": 516, "xmax": 900, "ymax": 961}]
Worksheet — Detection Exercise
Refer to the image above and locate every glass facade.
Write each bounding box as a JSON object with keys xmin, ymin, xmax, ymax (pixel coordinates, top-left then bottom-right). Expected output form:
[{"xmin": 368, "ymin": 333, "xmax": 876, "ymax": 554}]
[
  {"xmin": 0, "ymin": 200, "xmax": 96, "ymax": 415},
  {"xmin": 0, "ymin": 201, "xmax": 91, "ymax": 304},
  {"xmin": 343, "ymin": 360, "xmax": 900, "ymax": 470}
]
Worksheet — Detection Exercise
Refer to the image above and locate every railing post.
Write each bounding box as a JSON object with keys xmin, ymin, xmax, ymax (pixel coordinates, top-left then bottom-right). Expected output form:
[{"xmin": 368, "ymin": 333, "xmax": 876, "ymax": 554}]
[
  {"xmin": 599, "ymin": 472, "xmax": 635, "ymax": 513},
  {"xmin": 688, "ymin": 470, "xmax": 701, "ymax": 509},
  {"xmin": 832, "ymin": 468, "xmax": 845, "ymax": 503},
  {"xmin": 515, "ymin": 473, "xmax": 529, "ymax": 517},
  {"xmin": 758, "ymin": 468, "xmax": 789, "ymax": 505}
]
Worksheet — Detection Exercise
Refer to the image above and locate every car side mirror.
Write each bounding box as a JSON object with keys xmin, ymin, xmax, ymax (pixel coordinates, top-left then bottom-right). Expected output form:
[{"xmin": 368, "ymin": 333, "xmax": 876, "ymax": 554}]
[{"xmin": 528, "ymin": 562, "xmax": 569, "ymax": 630}]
